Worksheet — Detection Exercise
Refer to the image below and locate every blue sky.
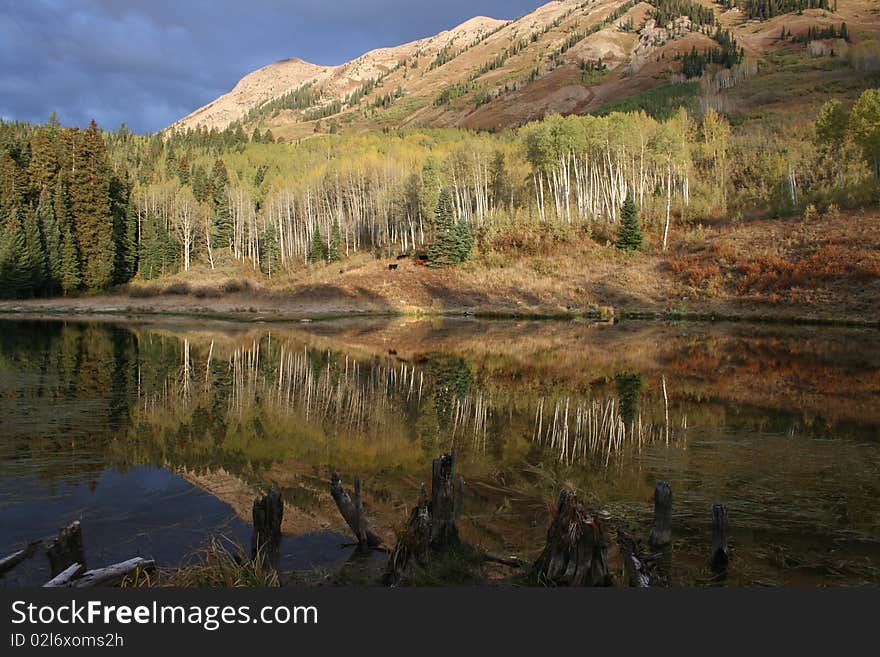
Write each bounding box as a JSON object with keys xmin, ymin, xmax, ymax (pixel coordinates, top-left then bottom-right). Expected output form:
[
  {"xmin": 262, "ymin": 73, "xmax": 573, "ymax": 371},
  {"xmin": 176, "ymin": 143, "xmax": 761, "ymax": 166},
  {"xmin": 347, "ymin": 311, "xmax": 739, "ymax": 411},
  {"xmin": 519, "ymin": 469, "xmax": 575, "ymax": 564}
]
[{"xmin": 0, "ymin": 0, "xmax": 542, "ymax": 134}]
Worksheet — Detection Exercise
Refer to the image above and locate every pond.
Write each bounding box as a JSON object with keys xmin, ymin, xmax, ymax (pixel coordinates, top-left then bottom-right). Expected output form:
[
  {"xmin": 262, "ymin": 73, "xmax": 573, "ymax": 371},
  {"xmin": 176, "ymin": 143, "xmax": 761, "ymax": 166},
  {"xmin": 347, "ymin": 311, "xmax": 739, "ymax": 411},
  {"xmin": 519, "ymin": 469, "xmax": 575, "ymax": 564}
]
[{"xmin": 0, "ymin": 316, "xmax": 878, "ymax": 586}]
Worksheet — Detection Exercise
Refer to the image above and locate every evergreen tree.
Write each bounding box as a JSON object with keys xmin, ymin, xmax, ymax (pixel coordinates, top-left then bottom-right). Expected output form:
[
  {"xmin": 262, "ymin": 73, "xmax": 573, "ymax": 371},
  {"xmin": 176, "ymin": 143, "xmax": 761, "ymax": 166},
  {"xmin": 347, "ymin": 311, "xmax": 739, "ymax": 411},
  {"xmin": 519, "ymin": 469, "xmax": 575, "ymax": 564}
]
[
  {"xmin": 428, "ymin": 188, "xmax": 463, "ymax": 267},
  {"xmin": 616, "ymin": 193, "xmax": 643, "ymax": 251},
  {"xmin": 260, "ymin": 226, "xmax": 280, "ymax": 277},
  {"xmin": 69, "ymin": 120, "xmax": 114, "ymax": 290},
  {"xmin": 418, "ymin": 156, "xmax": 442, "ymax": 235},
  {"xmin": 110, "ymin": 173, "xmax": 136, "ymax": 284},
  {"xmin": 454, "ymin": 216, "xmax": 473, "ymax": 262},
  {"xmin": 210, "ymin": 159, "xmax": 232, "ymax": 248},
  {"xmin": 60, "ymin": 227, "xmax": 80, "ymax": 294},
  {"xmin": 53, "ymin": 175, "xmax": 68, "ymax": 231},
  {"xmin": 37, "ymin": 187, "xmax": 62, "ymax": 291},
  {"xmin": 0, "ymin": 212, "xmax": 32, "ymax": 298},
  {"xmin": 327, "ymin": 218, "xmax": 343, "ymax": 263},
  {"xmin": 309, "ymin": 224, "xmax": 326, "ymax": 263},
  {"xmin": 22, "ymin": 208, "xmax": 46, "ymax": 292}
]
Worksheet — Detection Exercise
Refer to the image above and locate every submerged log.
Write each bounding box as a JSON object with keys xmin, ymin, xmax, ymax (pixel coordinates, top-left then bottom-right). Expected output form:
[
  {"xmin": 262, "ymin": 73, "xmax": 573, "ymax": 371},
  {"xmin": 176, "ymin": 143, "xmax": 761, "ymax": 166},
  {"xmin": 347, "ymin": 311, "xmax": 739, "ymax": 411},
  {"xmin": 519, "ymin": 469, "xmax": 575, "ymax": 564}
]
[
  {"xmin": 0, "ymin": 540, "xmax": 41, "ymax": 577},
  {"xmin": 649, "ymin": 481, "xmax": 672, "ymax": 548},
  {"xmin": 47, "ymin": 521, "xmax": 86, "ymax": 577},
  {"xmin": 533, "ymin": 489, "xmax": 611, "ymax": 587},
  {"xmin": 711, "ymin": 504, "xmax": 730, "ymax": 571},
  {"xmin": 617, "ymin": 530, "xmax": 650, "ymax": 587},
  {"xmin": 43, "ymin": 563, "xmax": 86, "ymax": 588},
  {"xmin": 330, "ymin": 472, "xmax": 382, "ymax": 548},
  {"xmin": 71, "ymin": 558, "xmax": 155, "ymax": 588},
  {"xmin": 252, "ymin": 489, "xmax": 284, "ymax": 566}
]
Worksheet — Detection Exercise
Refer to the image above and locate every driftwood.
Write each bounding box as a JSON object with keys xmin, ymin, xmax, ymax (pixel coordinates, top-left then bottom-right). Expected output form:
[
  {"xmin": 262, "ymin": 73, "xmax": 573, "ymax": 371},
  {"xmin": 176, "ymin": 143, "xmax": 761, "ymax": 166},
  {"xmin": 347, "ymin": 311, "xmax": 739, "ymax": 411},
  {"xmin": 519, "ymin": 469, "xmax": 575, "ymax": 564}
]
[
  {"xmin": 47, "ymin": 521, "xmax": 86, "ymax": 577},
  {"xmin": 252, "ymin": 489, "xmax": 284, "ymax": 566},
  {"xmin": 711, "ymin": 504, "xmax": 730, "ymax": 571},
  {"xmin": 384, "ymin": 452, "xmax": 466, "ymax": 585},
  {"xmin": 0, "ymin": 540, "xmax": 41, "ymax": 577},
  {"xmin": 618, "ymin": 530, "xmax": 650, "ymax": 587},
  {"xmin": 330, "ymin": 472, "xmax": 382, "ymax": 548},
  {"xmin": 649, "ymin": 481, "xmax": 672, "ymax": 548},
  {"xmin": 43, "ymin": 563, "xmax": 86, "ymax": 587},
  {"xmin": 533, "ymin": 489, "xmax": 611, "ymax": 587},
  {"xmin": 70, "ymin": 558, "xmax": 155, "ymax": 588}
]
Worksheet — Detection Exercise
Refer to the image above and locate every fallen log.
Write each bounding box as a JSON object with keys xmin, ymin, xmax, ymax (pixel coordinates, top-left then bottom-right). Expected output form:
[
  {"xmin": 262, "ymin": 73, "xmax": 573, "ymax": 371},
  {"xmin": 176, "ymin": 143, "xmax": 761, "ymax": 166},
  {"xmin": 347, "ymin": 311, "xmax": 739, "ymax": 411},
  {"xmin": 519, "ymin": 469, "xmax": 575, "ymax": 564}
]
[
  {"xmin": 70, "ymin": 558, "xmax": 155, "ymax": 588},
  {"xmin": 43, "ymin": 563, "xmax": 86, "ymax": 588},
  {"xmin": 0, "ymin": 540, "xmax": 41, "ymax": 577},
  {"xmin": 618, "ymin": 530, "xmax": 650, "ymax": 587},
  {"xmin": 330, "ymin": 472, "xmax": 382, "ymax": 548},
  {"xmin": 649, "ymin": 481, "xmax": 672, "ymax": 548},
  {"xmin": 533, "ymin": 489, "xmax": 611, "ymax": 587},
  {"xmin": 711, "ymin": 503, "xmax": 730, "ymax": 571},
  {"xmin": 252, "ymin": 489, "xmax": 284, "ymax": 566},
  {"xmin": 47, "ymin": 521, "xmax": 86, "ymax": 577}
]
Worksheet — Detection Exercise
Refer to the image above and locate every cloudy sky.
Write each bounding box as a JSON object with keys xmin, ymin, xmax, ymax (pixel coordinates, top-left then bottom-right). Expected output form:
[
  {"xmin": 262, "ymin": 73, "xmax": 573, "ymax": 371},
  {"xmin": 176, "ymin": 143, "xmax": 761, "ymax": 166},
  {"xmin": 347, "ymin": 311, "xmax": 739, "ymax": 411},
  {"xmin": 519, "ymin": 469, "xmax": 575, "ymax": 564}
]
[{"xmin": 0, "ymin": 0, "xmax": 542, "ymax": 134}]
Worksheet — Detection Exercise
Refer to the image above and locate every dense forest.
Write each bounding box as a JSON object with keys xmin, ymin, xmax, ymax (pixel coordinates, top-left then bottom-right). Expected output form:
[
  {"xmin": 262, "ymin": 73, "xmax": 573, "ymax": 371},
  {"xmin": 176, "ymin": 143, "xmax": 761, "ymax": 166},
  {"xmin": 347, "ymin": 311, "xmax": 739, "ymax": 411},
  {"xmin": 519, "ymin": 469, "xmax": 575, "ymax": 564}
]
[{"xmin": 0, "ymin": 81, "xmax": 878, "ymax": 297}]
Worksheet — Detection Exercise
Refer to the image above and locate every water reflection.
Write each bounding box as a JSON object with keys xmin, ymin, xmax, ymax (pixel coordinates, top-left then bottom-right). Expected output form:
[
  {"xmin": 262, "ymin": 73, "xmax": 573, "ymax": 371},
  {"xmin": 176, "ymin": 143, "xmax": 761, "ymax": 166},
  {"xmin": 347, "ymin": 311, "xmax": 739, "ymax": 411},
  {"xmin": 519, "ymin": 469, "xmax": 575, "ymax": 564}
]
[{"xmin": 0, "ymin": 318, "xmax": 878, "ymax": 586}]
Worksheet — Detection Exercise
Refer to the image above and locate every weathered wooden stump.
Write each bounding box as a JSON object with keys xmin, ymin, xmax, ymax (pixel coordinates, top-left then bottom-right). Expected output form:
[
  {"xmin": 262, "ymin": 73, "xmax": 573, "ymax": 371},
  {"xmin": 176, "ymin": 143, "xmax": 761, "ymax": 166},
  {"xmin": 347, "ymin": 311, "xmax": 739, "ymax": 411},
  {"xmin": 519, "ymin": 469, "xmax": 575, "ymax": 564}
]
[
  {"xmin": 429, "ymin": 452, "xmax": 461, "ymax": 548},
  {"xmin": 618, "ymin": 530, "xmax": 650, "ymax": 587},
  {"xmin": 649, "ymin": 481, "xmax": 672, "ymax": 549},
  {"xmin": 384, "ymin": 452, "xmax": 466, "ymax": 585},
  {"xmin": 47, "ymin": 521, "xmax": 85, "ymax": 577},
  {"xmin": 711, "ymin": 503, "xmax": 730, "ymax": 571},
  {"xmin": 0, "ymin": 540, "xmax": 41, "ymax": 577},
  {"xmin": 533, "ymin": 489, "xmax": 611, "ymax": 587},
  {"xmin": 70, "ymin": 558, "xmax": 155, "ymax": 588},
  {"xmin": 330, "ymin": 472, "xmax": 382, "ymax": 548},
  {"xmin": 252, "ymin": 489, "xmax": 283, "ymax": 566}
]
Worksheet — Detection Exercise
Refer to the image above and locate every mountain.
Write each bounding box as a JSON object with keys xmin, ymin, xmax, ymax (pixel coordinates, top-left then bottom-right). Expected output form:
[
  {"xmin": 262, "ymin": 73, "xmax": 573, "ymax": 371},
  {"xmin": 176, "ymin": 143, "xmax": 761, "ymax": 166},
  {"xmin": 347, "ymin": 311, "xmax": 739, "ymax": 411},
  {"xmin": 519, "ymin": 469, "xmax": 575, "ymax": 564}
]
[{"xmin": 171, "ymin": 0, "xmax": 877, "ymax": 138}]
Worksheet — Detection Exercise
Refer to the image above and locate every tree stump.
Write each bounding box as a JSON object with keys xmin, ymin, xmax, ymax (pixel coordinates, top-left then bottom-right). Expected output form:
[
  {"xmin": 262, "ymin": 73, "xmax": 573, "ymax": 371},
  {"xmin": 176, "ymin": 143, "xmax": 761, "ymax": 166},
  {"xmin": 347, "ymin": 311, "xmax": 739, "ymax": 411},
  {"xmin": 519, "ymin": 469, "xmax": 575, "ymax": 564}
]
[
  {"xmin": 429, "ymin": 452, "xmax": 461, "ymax": 548},
  {"xmin": 384, "ymin": 452, "xmax": 465, "ymax": 585},
  {"xmin": 711, "ymin": 503, "xmax": 729, "ymax": 571},
  {"xmin": 251, "ymin": 489, "xmax": 283, "ymax": 567},
  {"xmin": 330, "ymin": 472, "xmax": 382, "ymax": 548},
  {"xmin": 47, "ymin": 521, "xmax": 85, "ymax": 577},
  {"xmin": 618, "ymin": 530, "xmax": 650, "ymax": 587},
  {"xmin": 649, "ymin": 481, "xmax": 672, "ymax": 548},
  {"xmin": 533, "ymin": 489, "xmax": 611, "ymax": 587}
]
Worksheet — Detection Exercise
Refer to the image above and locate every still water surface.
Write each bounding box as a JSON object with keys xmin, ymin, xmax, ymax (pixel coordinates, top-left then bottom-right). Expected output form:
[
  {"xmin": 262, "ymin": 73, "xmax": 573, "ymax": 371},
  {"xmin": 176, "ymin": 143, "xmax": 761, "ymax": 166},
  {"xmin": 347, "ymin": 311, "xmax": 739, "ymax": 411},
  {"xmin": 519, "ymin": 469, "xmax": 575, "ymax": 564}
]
[{"xmin": 1, "ymin": 317, "xmax": 878, "ymax": 586}]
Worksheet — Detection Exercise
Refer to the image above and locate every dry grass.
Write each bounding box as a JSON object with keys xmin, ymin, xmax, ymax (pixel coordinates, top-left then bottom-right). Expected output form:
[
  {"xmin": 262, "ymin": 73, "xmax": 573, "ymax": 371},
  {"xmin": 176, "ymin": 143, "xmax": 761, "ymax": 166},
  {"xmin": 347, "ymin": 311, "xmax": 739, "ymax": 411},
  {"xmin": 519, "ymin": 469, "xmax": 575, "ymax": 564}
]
[{"xmin": 128, "ymin": 538, "xmax": 280, "ymax": 588}]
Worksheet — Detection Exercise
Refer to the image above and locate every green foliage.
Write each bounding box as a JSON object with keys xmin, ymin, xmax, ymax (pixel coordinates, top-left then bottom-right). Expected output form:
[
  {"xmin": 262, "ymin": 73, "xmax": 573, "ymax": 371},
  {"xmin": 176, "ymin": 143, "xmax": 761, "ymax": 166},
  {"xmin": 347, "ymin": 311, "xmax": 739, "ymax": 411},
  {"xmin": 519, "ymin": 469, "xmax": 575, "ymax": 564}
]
[
  {"xmin": 428, "ymin": 188, "xmax": 469, "ymax": 267},
  {"xmin": 849, "ymin": 88, "xmax": 880, "ymax": 179},
  {"xmin": 70, "ymin": 120, "xmax": 115, "ymax": 290},
  {"xmin": 328, "ymin": 218, "xmax": 343, "ymax": 263},
  {"xmin": 260, "ymin": 226, "xmax": 280, "ymax": 277},
  {"xmin": 309, "ymin": 224, "xmax": 326, "ymax": 263},
  {"xmin": 60, "ymin": 227, "xmax": 80, "ymax": 294},
  {"xmin": 616, "ymin": 194, "xmax": 643, "ymax": 251},
  {"xmin": 593, "ymin": 83, "xmax": 700, "ymax": 120}
]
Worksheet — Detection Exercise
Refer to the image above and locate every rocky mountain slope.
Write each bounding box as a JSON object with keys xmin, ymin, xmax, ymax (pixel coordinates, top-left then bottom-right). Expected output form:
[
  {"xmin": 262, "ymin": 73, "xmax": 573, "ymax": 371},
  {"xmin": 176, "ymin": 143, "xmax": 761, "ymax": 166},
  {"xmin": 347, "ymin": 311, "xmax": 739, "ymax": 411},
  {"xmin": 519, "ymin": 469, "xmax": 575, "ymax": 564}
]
[{"xmin": 170, "ymin": 0, "xmax": 879, "ymax": 138}]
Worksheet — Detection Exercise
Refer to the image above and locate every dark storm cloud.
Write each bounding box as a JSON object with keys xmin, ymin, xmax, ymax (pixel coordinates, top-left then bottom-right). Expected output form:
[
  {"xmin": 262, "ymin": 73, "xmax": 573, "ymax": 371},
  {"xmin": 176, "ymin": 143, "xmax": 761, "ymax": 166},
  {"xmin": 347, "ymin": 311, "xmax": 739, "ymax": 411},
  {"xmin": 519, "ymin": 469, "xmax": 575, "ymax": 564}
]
[{"xmin": 0, "ymin": 0, "xmax": 541, "ymax": 134}]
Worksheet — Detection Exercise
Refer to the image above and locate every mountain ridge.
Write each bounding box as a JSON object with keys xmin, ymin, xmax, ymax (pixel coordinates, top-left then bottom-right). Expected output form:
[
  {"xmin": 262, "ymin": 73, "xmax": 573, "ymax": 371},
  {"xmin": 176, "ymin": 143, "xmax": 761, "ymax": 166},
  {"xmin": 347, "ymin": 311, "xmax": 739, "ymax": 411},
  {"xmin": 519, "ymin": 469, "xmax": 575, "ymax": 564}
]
[{"xmin": 169, "ymin": 0, "xmax": 878, "ymax": 137}]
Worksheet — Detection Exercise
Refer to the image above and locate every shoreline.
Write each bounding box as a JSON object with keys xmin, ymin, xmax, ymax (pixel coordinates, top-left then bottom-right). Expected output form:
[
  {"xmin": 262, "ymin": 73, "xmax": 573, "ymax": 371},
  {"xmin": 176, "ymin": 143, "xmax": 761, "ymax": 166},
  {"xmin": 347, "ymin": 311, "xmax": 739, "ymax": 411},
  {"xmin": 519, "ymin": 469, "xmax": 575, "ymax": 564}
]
[{"xmin": 1, "ymin": 296, "xmax": 877, "ymax": 330}]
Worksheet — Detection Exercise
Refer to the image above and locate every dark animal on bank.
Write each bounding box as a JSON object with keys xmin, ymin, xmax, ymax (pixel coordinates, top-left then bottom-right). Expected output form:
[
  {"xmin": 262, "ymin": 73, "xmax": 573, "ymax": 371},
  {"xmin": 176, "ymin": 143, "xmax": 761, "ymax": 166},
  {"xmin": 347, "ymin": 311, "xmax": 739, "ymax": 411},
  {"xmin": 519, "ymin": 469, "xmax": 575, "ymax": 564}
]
[
  {"xmin": 389, "ymin": 264, "xmax": 398, "ymax": 271},
  {"xmin": 397, "ymin": 254, "xmax": 408, "ymax": 260}
]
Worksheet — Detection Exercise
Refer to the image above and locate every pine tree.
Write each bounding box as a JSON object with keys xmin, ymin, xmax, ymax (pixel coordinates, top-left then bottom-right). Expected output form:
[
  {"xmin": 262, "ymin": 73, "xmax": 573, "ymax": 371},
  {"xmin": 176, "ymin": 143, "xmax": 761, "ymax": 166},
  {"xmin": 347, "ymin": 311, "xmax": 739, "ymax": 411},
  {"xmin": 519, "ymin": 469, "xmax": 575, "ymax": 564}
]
[
  {"xmin": 0, "ymin": 213, "xmax": 32, "ymax": 298},
  {"xmin": 309, "ymin": 224, "xmax": 326, "ymax": 263},
  {"xmin": 428, "ymin": 188, "xmax": 461, "ymax": 267},
  {"xmin": 454, "ymin": 216, "xmax": 473, "ymax": 262},
  {"xmin": 60, "ymin": 227, "xmax": 81, "ymax": 294},
  {"xmin": 22, "ymin": 208, "xmax": 46, "ymax": 293},
  {"xmin": 327, "ymin": 218, "xmax": 343, "ymax": 263},
  {"xmin": 260, "ymin": 226, "xmax": 280, "ymax": 277},
  {"xmin": 616, "ymin": 193, "xmax": 643, "ymax": 251},
  {"xmin": 69, "ymin": 120, "xmax": 114, "ymax": 290},
  {"xmin": 37, "ymin": 187, "xmax": 62, "ymax": 292}
]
